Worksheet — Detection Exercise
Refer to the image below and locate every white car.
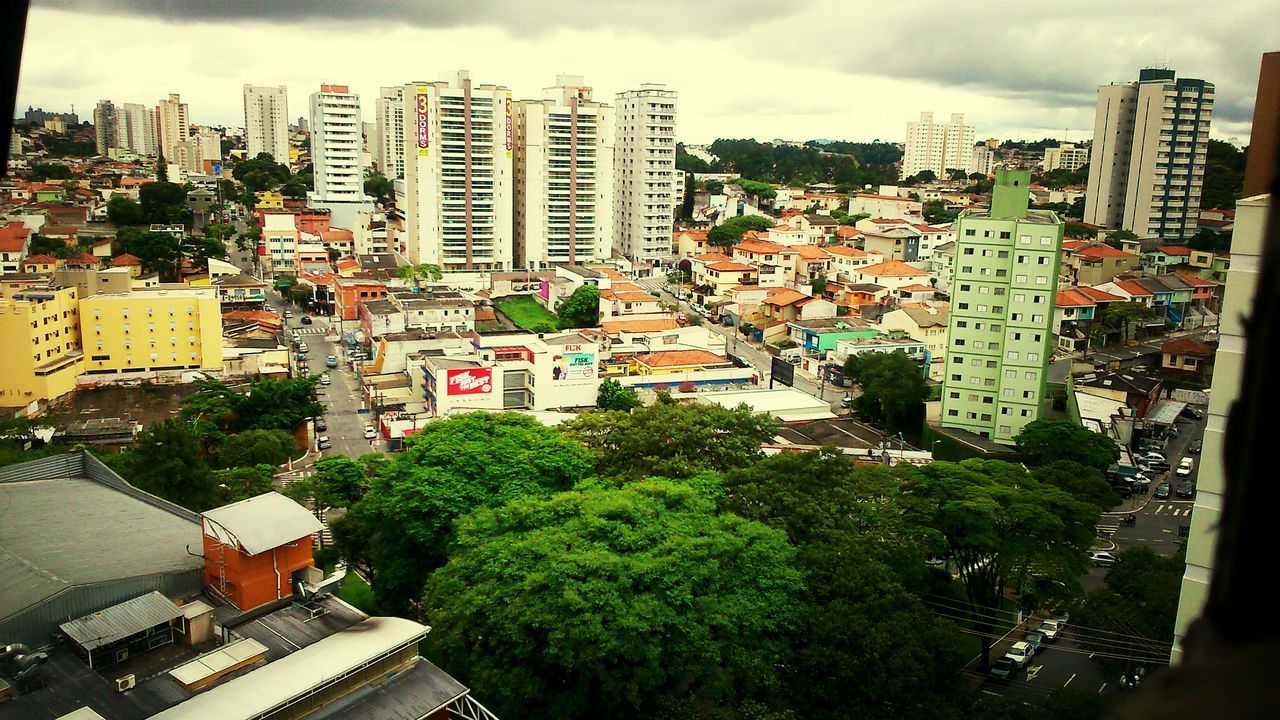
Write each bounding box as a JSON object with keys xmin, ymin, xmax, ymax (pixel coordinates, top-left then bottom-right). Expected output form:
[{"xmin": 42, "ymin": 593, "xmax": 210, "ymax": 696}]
[
  {"xmin": 1038, "ymin": 619, "xmax": 1062, "ymax": 642},
  {"xmin": 363, "ymin": 425, "xmax": 378, "ymax": 440},
  {"xmin": 1089, "ymin": 551, "xmax": 1118, "ymax": 567},
  {"xmin": 1137, "ymin": 451, "xmax": 1166, "ymax": 463},
  {"xmin": 1004, "ymin": 641, "xmax": 1034, "ymax": 668},
  {"xmin": 319, "ymin": 374, "xmax": 331, "ymax": 385},
  {"xmin": 1176, "ymin": 457, "xmax": 1195, "ymax": 477}
]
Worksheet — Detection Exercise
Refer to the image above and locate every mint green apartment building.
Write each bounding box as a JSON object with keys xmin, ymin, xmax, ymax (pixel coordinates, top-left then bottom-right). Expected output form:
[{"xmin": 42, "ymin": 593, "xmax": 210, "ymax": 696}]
[{"xmin": 939, "ymin": 168, "xmax": 1063, "ymax": 444}]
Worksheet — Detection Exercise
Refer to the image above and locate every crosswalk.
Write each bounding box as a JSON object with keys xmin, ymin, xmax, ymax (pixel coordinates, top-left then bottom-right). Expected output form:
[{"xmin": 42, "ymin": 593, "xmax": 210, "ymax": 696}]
[
  {"xmin": 290, "ymin": 326, "xmax": 331, "ymax": 336},
  {"xmin": 1153, "ymin": 503, "xmax": 1194, "ymax": 517}
]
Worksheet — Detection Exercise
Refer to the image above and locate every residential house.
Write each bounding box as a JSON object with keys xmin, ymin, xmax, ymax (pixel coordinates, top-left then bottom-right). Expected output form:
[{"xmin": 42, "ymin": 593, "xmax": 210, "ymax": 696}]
[
  {"xmin": 926, "ymin": 240, "xmax": 956, "ymax": 292},
  {"xmin": 1161, "ymin": 338, "xmax": 1215, "ymax": 380},
  {"xmin": 862, "ymin": 225, "xmax": 923, "ymax": 262},
  {"xmin": 0, "ymin": 222, "xmax": 30, "ymax": 273},
  {"xmin": 212, "ymin": 273, "xmax": 268, "ymax": 308},
  {"xmin": 786, "ymin": 316, "xmax": 877, "ymax": 358},
  {"xmin": 20, "ymin": 253, "xmax": 56, "ymax": 274},
  {"xmin": 876, "ymin": 304, "xmax": 950, "ymax": 379},
  {"xmin": 334, "ymin": 276, "xmax": 387, "ymax": 321},
  {"xmin": 107, "ymin": 253, "xmax": 143, "ymax": 277},
  {"xmin": 673, "ymin": 229, "xmax": 711, "ymax": 258},
  {"xmin": 1053, "ymin": 286, "xmax": 1123, "ymax": 353},
  {"xmin": 1076, "ymin": 369, "xmax": 1165, "ymax": 418},
  {"xmin": 825, "ymin": 245, "xmax": 881, "ymax": 281},
  {"xmin": 691, "ymin": 252, "xmax": 756, "ymax": 300},
  {"xmin": 854, "ymin": 260, "xmax": 932, "ymax": 291},
  {"xmin": 847, "ymin": 192, "xmax": 922, "ymax": 220},
  {"xmin": 1062, "ymin": 241, "xmax": 1141, "ymax": 285},
  {"xmin": 1142, "ymin": 244, "xmax": 1193, "ymax": 274},
  {"xmin": 791, "ymin": 245, "xmax": 831, "ymax": 288}
]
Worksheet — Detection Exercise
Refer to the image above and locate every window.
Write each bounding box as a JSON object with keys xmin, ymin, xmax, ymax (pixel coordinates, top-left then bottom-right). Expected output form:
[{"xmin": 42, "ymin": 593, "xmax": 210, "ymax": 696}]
[
  {"xmin": 1028, "ymin": 352, "xmax": 1039, "ymax": 361},
  {"xmin": 963, "ymin": 246, "xmax": 975, "ymax": 254},
  {"xmin": 979, "ymin": 286, "xmax": 989, "ymax": 294},
  {"xmin": 1032, "ymin": 314, "xmax": 1044, "ymax": 323},
  {"xmin": 1019, "ymin": 235, "xmax": 1031, "ymax": 244},
  {"xmin": 952, "ymin": 355, "xmax": 964, "ymax": 364},
  {"xmin": 965, "ymin": 229, "xmax": 976, "ymax": 237},
  {"xmin": 998, "ymin": 250, "xmax": 1009, "ymax": 258},
  {"xmin": 1008, "ymin": 351, "xmax": 1020, "ymax": 360},
  {"xmin": 1040, "ymin": 236, "xmax": 1052, "ymax": 245},
  {"xmin": 1024, "ymin": 371, "xmax": 1037, "ymax": 380},
  {"xmin": 971, "ymin": 359, "xmax": 982, "ymax": 367},
  {"xmin": 958, "ymin": 303, "xmax": 969, "ymax": 310},
  {"xmin": 1005, "ymin": 369, "xmax": 1017, "ymax": 378},
  {"xmin": 948, "ymin": 409, "xmax": 959, "ymax": 416},
  {"xmin": 951, "ymin": 374, "xmax": 962, "ymax": 381}
]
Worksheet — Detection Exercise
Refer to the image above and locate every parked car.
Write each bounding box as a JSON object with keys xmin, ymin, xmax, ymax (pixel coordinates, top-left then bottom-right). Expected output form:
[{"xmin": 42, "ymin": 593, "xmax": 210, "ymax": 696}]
[
  {"xmin": 284, "ymin": 310, "xmax": 293, "ymax": 319},
  {"xmin": 1140, "ymin": 460, "xmax": 1171, "ymax": 473},
  {"xmin": 989, "ymin": 657, "xmax": 1018, "ymax": 680},
  {"xmin": 1050, "ymin": 610, "xmax": 1070, "ymax": 627},
  {"xmin": 1137, "ymin": 451, "xmax": 1167, "ymax": 463},
  {"xmin": 1188, "ymin": 439, "xmax": 1203, "ymax": 454},
  {"xmin": 1155, "ymin": 482, "xmax": 1172, "ymax": 499},
  {"xmin": 301, "ymin": 315, "xmax": 313, "ymax": 325},
  {"xmin": 317, "ymin": 435, "xmax": 331, "ymax": 450},
  {"xmin": 1165, "ymin": 425, "xmax": 1180, "ymax": 438},
  {"xmin": 1004, "ymin": 641, "xmax": 1034, "ymax": 668},
  {"xmin": 841, "ymin": 393, "xmax": 854, "ymax": 409},
  {"xmin": 1181, "ymin": 406, "xmax": 1205, "ymax": 420},
  {"xmin": 315, "ymin": 418, "xmax": 327, "ymax": 432},
  {"xmin": 1176, "ymin": 481, "xmax": 1196, "ymax": 498},
  {"xmin": 1111, "ymin": 483, "xmax": 1133, "ymax": 499},
  {"xmin": 319, "ymin": 374, "xmax": 331, "ymax": 385},
  {"xmin": 326, "ymin": 355, "xmax": 338, "ymax": 368},
  {"xmin": 1176, "ymin": 458, "xmax": 1195, "ymax": 476},
  {"xmin": 1039, "ymin": 619, "xmax": 1062, "ymax": 642},
  {"xmin": 1024, "ymin": 630, "xmax": 1046, "ymax": 654},
  {"xmin": 363, "ymin": 425, "xmax": 378, "ymax": 440},
  {"xmin": 297, "ymin": 342, "xmax": 309, "ymax": 353},
  {"xmin": 1089, "ymin": 551, "xmax": 1118, "ymax": 568}
]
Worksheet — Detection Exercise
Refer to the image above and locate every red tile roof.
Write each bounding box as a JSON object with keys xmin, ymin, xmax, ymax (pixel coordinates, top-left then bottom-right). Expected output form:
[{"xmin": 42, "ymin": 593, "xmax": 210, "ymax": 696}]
[
  {"xmin": 826, "ymin": 245, "xmax": 867, "ymax": 258},
  {"xmin": 65, "ymin": 253, "xmax": 99, "ymax": 266},
  {"xmin": 601, "ymin": 318, "xmax": 681, "ymax": 333},
  {"xmin": 859, "ymin": 260, "xmax": 929, "ymax": 277},
  {"xmin": 693, "ymin": 251, "xmax": 734, "ymax": 263},
  {"xmin": 734, "ymin": 239, "xmax": 787, "ymax": 254},
  {"xmin": 108, "ymin": 253, "xmax": 141, "ymax": 267},
  {"xmin": 1078, "ymin": 286, "xmax": 1126, "ymax": 302},
  {"xmin": 22, "ymin": 253, "xmax": 57, "ymax": 265},
  {"xmin": 0, "ymin": 223, "xmax": 30, "ymax": 253},
  {"xmin": 794, "ymin": 245, "xmax": 830, "ymax": 260},
  {"xmin": 1172, "ymin": 270, "xmax": 1218, "ymax": 288},
  {"xmin": 763, "ymin": 288, "xmax": 812, "ymax": 307},
  {"xmin": 633, "ymin": 349, "xmax": 731, "ymax": 368},
  {"xmin": 707, "ymin": 261, "xmax": 755, "ymax": 273},
  {"xmin": 1074, "ymin": 243, "xmax": 1138, "ymax": 259},
  {"xmin": 1161, "ymin": 338, "xmax": 1214, "ymax": 356},
  {"xmin": 899, "ymin": 283, "xmax": 935, "ymax": 293},
  {"xmin": 1154, "ymin": 244, "xmax": 1192, "ymax": 256},
  {"xmin": 835, "ymin": 226, "xmax": 861, "ymax": 239},
  {"xmin": 1114, "ymin": 279, "xmax": 1154, "ymax": 296},
  {"xmin": 1056, "ymin": 288, "xmax": 1096, "ymax": 307}
]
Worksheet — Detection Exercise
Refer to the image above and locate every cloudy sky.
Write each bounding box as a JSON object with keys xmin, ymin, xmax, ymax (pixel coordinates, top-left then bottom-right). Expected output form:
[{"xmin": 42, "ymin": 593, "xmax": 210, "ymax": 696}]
[{"xmin": 17, "ymin": 0, "xmax": 1278, "ymax": 146}]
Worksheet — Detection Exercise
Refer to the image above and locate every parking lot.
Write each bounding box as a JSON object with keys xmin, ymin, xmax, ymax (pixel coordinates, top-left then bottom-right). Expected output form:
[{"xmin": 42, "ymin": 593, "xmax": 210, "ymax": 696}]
[{"xmin": 965, "ymin": 615, "xmax": 1112, "ymax": 700}]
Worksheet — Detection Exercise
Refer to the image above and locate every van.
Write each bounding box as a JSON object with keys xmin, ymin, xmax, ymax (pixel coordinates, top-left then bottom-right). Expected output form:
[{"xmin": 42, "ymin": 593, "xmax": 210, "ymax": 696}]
[{"xmin": 780, "ymin": 347, "xmax": 802, "ymax": 365}]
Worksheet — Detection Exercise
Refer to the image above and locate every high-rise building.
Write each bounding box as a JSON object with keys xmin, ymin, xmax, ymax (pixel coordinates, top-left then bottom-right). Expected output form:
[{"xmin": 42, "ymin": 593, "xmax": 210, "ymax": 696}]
[
  {"xmin": 514, "ymin": 75, "xmax": 615, "ymax": 269},
  {"xmin": 156, "ymin": 93, "xmax": 190, "ymax": 162},
  {"xmin": 1042, "ymin": 143, "xmax": 1090, "ymax": 172},
  {"xmin": 900, "ymin": 112, "xmax": 976, "ymax": 180},
  {"xmin": 375, "ymin": 86, "xmax": 405, "ymax": 179},
  {"xmin": 972, "ymin": 145, "xmax": 996, "ymax": 176},
  {"xmin": 117, "ymin": 102, "xmax": 157, "ymax": 156},
  {"xmin": 93, "ymin": 100, "xmax": 117, "ymax": 155},
  {"xmin": 613, "ymin": 84, "xmax": 677, "ymax": 267},
  {"xmin": 939, "ymin": 168, "xmax": 1062, "ymax": 444},
  {"xmin": 309, "ymin": 84, "xmax": 373, "ymax": 229},
  {"xmin": 243, "ymin": 84, "xmax": 290, "ymax": 163},
  {"xmin": 1084, "ymin": 68, "xmax": 1214, "ymax": 240},
  {"xmin": 401, "ymin": 71, "xmax": 514, "ymax": 270}
]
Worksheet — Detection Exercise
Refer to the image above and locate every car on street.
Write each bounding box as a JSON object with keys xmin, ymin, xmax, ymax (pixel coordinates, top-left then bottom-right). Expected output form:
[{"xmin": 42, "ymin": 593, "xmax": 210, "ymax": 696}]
[
  {"xmin": 1140, "ymin": 459, "xmax": 1171, "ymax": 473},
  {"xmin": 316, "ymin": 435, "xmax": 331, "ymax": 450},
  {"xmin": 1155, "ymin": 482, "xmax": 1172, "ymax": 499},
  {"xmin": 1089, "ymin": 551, "xmax": 1118, "ymax": 568},
  {"xmin": 301, "ymin": 315, "xmax": 313, "ymax": 325},
  {"xmin": 1189, "ymin": 439, "xmax": 1203, "ymax": 454},
  {"xmin": 1137, "ymin": 451, "xmax": 1167, "ymax": 463},
  {"xmin": 363, "ymin": 425, "xmax": 378, "ymax": 440},
  {"xmin": 841, "ymin": 393, "xmax": 854, "ymax": 409},
  {"xmin": 1111, "ymin": 483, "xmax": 1133, "ymax": 499},
  {"xmin": 1165, "ymin": 424, "xmax": 1180, "ymax": 438},
  {"xmin": 1176, "ymin": 481, "xmax": 1196, "ymax": 498},
  {"xmin": 284, "ymin": 310, "xmax": 293, "ymax": 319},
  {"xmin": 1039, "ymin": 619, "xmax": 1062, "ymax": 642},
  {"xmin": 989, "ymin": 657, "xmax": 1018, "ymax": 680},
  {"xmin": 297, "ymin": 342, "xmax": 309, "ymax": 353},
  {"xmin": 1176, "ymin": 458, "xmax": 1195, "ymax": 477},
  {"xmin": 315, "ymin": 418, "xmax": 327, "ymax": 432},
  {"xmin": 319, "ymin": 374, "xmax": 331, "ymax": 385},
  {"xmin": 1024, "ymin": 630, "xmax": 1046, "ymax": 654},
  {"xmin": 1004, "ymin": 641, "xmax": 1034, "ymax": 668},
  {"xmin": 1050, "ymin": 610, "xmax": 1070, "ymax": 627},
  {"xmin": 1181, "ymin": 406, "xmax": 1204, "ymax": 420},
  {"xmin": 298, "ymin": 366, "xmax": 310, "ymax": 376},
  {"xmin": 326, "ymin": 355, "xmax": 338, "ymax": 368}
]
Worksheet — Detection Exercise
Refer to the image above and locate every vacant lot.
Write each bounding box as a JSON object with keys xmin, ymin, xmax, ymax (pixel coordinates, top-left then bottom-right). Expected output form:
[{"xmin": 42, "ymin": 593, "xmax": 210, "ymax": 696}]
[{"xmin": 494, "ymin": 295, "xmax": 560, "ymax": 331}]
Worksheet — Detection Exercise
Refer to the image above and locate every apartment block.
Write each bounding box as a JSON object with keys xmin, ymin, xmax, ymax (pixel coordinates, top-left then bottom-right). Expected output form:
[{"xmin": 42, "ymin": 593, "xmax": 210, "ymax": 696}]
[
  {"xmin": 901, "ymin": 111, "xmax": 975, "ymax": 180},
  {"xmin": 1043, "ymin": 143, "xmax": 1090, "ymax": 172},
  {"xmin": 156, "ymin": 93, "xmax": 190, "ymax": 161},
  {"xmin": 117, "ymin": 102, "xmax": 157, "ymax": 156},
  {"xmin": 614, "ymin": 84, "xmax": 678, "ymax": 267},
  {"xmin": 79, "ymin": 288, "xmax": 223, "ymax": 375},
  {"xmin": 243, "ymin": 84, "xmax": 290, "ymax": 163},
  {"xmin": 308, "ymin": 84, "xmax": 373, "ymax": 229},
  {"xmin": 514, "ymin": 75, "xmax": 615, "ymax": 269},
  {"xmin": 376, "ymin": 86, "xmax": 406, "ymax": 179},
  {"xmin": 401, "ymin": 71, "xmax": 514, "ymax": 271},
  {"xmin": 93, "ymin": 100, "xmax": 117, "ymax": 156},
  {"xmin": 1084, "ymin": 68, "xmax": 1214, "ymax": 240},
  {"xmin": 940, "ymin": 168, "xmax": 1063, "ymax": 444},
  {"xmin": 0, "ymin": 284, "xmax": 83, "ymax": 412}
]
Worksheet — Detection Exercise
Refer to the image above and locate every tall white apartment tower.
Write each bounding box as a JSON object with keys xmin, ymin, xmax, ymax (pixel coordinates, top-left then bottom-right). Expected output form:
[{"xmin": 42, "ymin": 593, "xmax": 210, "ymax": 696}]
[
  {"xmin": 243, "ymin": 84, "xmax": 290, "ymax": 163},
  {"xmin": 156, "ymin": 93, "xmax": 190, "ymax": 161},
  {"xmin": 613, "ymin": 84, "xmax": 677, "ymax": 269},
  {"xmin": 900, "ymin": 112, "xmax": 976, "ymax": 180},
  {"xmin": 309, "ymin": 84, "xmax": 373, "ymax": 229},
  {"xmin": 1084, "ymin": 69, "xmax": 1214, "ymax": 240},
  {"xmin": 514, "ymin": 75, "xmax": 615, "ymax": 269},
  {"xmin": 375, "ymin": 86, "xmax": 406, "ymax": 179},
  {"xmin": 401, "ymin": 71, "xmax": 514, "ymax": 271},
  {"xmin": 117, "ymin": 103, "xmax": 157, "ymax": 156}
]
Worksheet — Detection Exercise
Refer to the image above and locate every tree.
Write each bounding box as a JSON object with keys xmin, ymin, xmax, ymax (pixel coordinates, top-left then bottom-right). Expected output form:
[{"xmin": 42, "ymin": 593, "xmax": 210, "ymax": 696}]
[
  {"xmin": 156, "ymin": 153, "xmax": 168, "ymax": 182},
  {"xmin": 214, "ymin": 428, "xmax": 297, "ymax": 469},
  {"xmin": 1096, "ymin": 300, "xmax": 1157, "ymax": 342},
  {"xmin": 809, "ymin": 271, "xmax": 828, "ymax": 297},
  {"xmin": 232, "ymin": 152, "xmax": 290, "ymax": 187},
  {"xmin": 181, "ymin": 374, "xmax": 323, "ymax": 437},
  {"xmin": 842, "ymin": 350, "xmax": 929, "ymax": 430},
  {"xmin": 596, "ymin": 378, "xmax": 641, "ymax": 411},
  {"xmin": 679, "ymin": 172, "xmax": 694, "ymax": 220},
  {"xmin": 1200, "ymin": 139, "xmax": 1246, "ymax": 210},
  {"xmin": 1072, "ymin": 547, "xmax": 1184, "ymax": 668},
  {"xmin": 1103, "ymin": 228, "xmax": 1138, "ymax": 249},
  {"xmin": 896, "ymin": 460, "xmax": 1098, "ymax": 671},
  {"xmin": 1188, "ymin": 228, "xmax": 1230, "ymax": 254},
  {"xmin": 1015, "ymin": 419, "xmax": 1120, "ymax": 472},
  {"xmin": 360, "ymin": 413, "xmax": 593, "ymax": 612},
  {"xmin": 946, "ymin": 168, "xmax": 968, "ymax": 181},
  {"xmin": 1064, "ymin": 221, "xmax": 1095, "ymax": 239},
  {"xmin": 106, "ymin": 419, "xmax": 218, "ymax": 511},
  {"xmin": 212, "ymin": 464, "xmax": 276, "ymax": 505},
  {"xmin": 117, "ymin": 227, "xmax": 181, "ymax": 279},
  {"xmin": 106, "ymin": 196, "xmax": 147, "ymax": 226},
  {"xmin": 557, "ymin": 284, "xmax": 600, "ymax": 329},
  {"xmin": 1031, "ymin": 460, "xmax": 1121, "ymax": 510},
  {"xmin": 904, "ymin": 169, "xmax": 937, "ymax": 185},
  {"xmin": 707, "ymin": 214, "xmax": 775, "ymax": 247},
  {"xmin": 732, "ymin": 178, "xmax": 778, "ymax": 200},
  {"xmin": 394, "ymin": 263, "xmax": 443, "ymax": 285},
  {"xmin": 922, "ymin": 200, "xmax": 958, "ymax": 224},
  {"xmin": 422, "ymin": 479, "xmax": 800, "ymax": 720},
  {"xmin": 562, "ymin": 402, "xmax": 781, "ymax": 480}
]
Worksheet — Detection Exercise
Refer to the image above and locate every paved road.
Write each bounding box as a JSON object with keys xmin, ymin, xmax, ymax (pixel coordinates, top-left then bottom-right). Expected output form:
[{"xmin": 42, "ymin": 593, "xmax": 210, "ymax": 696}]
[
  {"xmin": 973, "ymin": 627, "xmax": 1111, "ymax": 701},
  {"xmin": 1106, "ymin": 411, "xmax": 1207, "ymax": 557}
]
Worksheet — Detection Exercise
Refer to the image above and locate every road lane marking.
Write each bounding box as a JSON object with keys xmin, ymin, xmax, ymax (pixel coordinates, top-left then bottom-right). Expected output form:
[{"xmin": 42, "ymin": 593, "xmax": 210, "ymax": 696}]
[
  {"xmin": 1064, "ymin": 673, "xmax": 1076, "ymax": 687},
  {"xmin": 1026, "ymin": 665, "xmax": 1042, "ymax": 681},
  {"xmin": 1098, "ymin": 683, "xmax": 1107, "ymax": 694}
]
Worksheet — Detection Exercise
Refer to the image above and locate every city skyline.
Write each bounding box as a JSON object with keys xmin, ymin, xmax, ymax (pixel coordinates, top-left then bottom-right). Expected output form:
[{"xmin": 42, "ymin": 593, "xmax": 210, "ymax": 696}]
[{"xmin": 17, "ymin": 0, "xmax": 1272, "ymax": 145}]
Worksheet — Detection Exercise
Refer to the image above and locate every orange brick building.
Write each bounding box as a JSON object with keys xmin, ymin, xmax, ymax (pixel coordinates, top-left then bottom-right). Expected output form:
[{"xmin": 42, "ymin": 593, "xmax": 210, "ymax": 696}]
[{"xmin": 201, "ymin": 492, "xmax": 324, "ymax": 612}]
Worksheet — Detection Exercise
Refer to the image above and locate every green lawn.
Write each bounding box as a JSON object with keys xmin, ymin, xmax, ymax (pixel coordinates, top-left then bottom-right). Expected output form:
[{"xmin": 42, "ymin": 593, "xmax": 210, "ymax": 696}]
[
  {"xmin": 494, "ymin": 295, "xmax": 560, "ymax": 331},
  {"xmin": 338, "ymin": 570, "xmax": 381, "ymax": 615}
]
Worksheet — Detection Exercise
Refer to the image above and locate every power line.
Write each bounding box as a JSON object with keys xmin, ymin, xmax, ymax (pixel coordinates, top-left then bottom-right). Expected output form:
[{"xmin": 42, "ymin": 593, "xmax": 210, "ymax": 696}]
[
  {"xmin": 923, "ymin": 595, "xmax": 1173, "ymax": 649},
  {"xmin": 925, "ymin": 607, "xmax": 1171, "ymax": 665}
]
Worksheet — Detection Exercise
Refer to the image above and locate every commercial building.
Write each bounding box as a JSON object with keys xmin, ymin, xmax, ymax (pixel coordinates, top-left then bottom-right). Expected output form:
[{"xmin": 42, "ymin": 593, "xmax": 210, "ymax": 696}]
[
  {"xmin": 375, "ymin": 85, "xmax": 405, "ymax": 179},
  {"xmin": 78, "ymin": 288, "xmax": 223, "ymax": 376},
  {"xmin": 1042, "ymin": 143, "xmax": 1090, "ymax": 172},
  {"xmin": 421, "ymin": 331, "xmax": 600, "ymax": 415},
  {"xmin": 900, "ymin": 111, "xmax": 975, "ymax": 180},
  {"xmin": 514, "ymin": 74, "xmax": 615, "ymax": 269},
  {"xmin": 156, "ymin": 92, "xmax": 190, "ymax": 161},
  {"xmin": 939, "ymin": 168, "xmax": 1063, "ymax": 444},
  {"xmin": 1084, "ymin": 68, "xmax": 1214, "ymax": 239},
  {"xmin": 0, "ymin": 284, "xmax": 83, "ymax": 414},
  {"xmin": 401, "ymin": 71, "xmax": 514, "ymax": 270},
  {"xmin": 614, "ymin": 84, "xmax": 678, "ymax": 267},
  {"xmin": 93, "ymin": 99, "xmax": 118, "ymax": 155},
  {"xmin": 242, "ymin": 84, "xmax": 290, "ymax": 163},
  {"xmin": 308, "ymin": 84, "xmax": 373, "ymax": 229}
]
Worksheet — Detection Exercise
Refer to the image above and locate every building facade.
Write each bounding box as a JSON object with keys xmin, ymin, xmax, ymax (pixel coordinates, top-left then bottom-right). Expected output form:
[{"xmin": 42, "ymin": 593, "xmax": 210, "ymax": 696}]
[
  {"xmin": 1042, "ymin": 143, "xmax": 1090, "ymax": 172},
  {"xmin": 79, "ymin": 288, "xmax": 223, "ymax": 375},
  {"xmin": 939, "ymin": 168, "xmax": 1063, "ymax": 444},
  {"xmin": 93, "ymin": 100, "xmax": 117, "ymax": 156},
  {"xmin": 401, "ymin": 71, "xmax": 514, "ymax": 271},
  {"xmin": 309, "ymin": 84, "xmax": 372, "ymax": 228},
  {"xmin": 117, "ymin": 102, "xmax": 157, "ymax": 156},
  {"xmin": 375, "ymin": 85, "xmax": 406, "ymax": 179},
  {"xmin": 613, "ymin": 84, "xmax": 678, "ymax": 268},
  {"xmin": 243, "ymin": 84, "xmax": 290, "ymax": 163},
  {"xmin": 0, "ymin": 284, "xmax": 83, "ymax": 412},
  {"xmin": 1084, "ymin": 68, "xmax": 1214, "ymax": 239},
  {"xmin": 156, "ymin": 93, "xmax": 190, "ymax": 161},
  {"xmin": 900, "ymin": 111, "xmax": 975, "ymax": 180},
  {"xmin": 514, "ymin": 75, "xmax": 615, "ymax": 269}
]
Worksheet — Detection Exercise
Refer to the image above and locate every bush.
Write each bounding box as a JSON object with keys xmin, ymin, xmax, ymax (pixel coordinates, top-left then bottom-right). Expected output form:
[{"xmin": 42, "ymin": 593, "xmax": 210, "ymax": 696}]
[{"xmin": 678, "ymin": 381, "xmax": 697, "ymax": 393}]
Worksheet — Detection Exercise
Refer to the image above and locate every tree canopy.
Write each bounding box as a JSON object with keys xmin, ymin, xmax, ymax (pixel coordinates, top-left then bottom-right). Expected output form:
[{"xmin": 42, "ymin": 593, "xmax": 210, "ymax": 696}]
[
  {"xmin": 707, "ymin": 214, "xmax": 775, "ymax": 247},
  {"xmin": 842, "ymin": 350, "xmax": 930, "ymax": 431},
  {"xmin": 423, "ymin": 479, "xmax": 800, "ymax": 720},
  {"xmin": 700, "ymin": 138, "xmax": 899, "ymax": 188},
  {"xmin": 1200, "ymin": 139, "xmax": 1246, "ymax": 210},
  {"xmin": 1015, "ymin": 418, "xmax": 1121, "ymax": 472},
  {"xmin": 596, "ymin": 378, "xmax": 641, "ymax": 412},
  {"xmin": 101, "ymin": 419, "xmax": 217, "ymax": 511},
  {"xmin": 557, "ymin": 284, "xmax": 600, "ymax": 329},
  {"xmin": 181, "ymin": 374, "xmax": 323, "ymax": 441}
]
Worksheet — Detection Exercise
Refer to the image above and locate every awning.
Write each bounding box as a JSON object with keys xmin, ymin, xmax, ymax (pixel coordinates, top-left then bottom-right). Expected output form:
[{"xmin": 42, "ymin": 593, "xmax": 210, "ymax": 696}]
[
  {"xmin": 1146, "ymin": 399, "xmax": 1187, "ymax": 426},
  {"xmin": 60, "ymin": 591, "xmax": 183, "ymax": 651}
]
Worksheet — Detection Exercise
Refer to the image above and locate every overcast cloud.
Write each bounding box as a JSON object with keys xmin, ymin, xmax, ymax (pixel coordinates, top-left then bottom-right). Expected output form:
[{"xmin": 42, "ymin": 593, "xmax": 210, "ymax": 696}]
[{"xmin": 19, "ymin": 0, "xmax": 1278, "ymax": 145}]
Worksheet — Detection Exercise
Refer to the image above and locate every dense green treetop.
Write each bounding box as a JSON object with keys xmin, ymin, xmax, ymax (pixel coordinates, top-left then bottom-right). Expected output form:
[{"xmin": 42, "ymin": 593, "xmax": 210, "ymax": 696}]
[{"xmin": 1015, "ymin": 418, "xmax": 1120, "ymax": 472}]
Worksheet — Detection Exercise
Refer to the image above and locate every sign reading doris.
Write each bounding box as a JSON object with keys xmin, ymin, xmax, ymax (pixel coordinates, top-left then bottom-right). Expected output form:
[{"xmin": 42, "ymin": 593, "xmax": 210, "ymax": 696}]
[
  {"xmin": 446, "ymin": 368, "xmax": 492, "ymax": 395},
  {"xmin": 415, "ymin": 86, "xmax": 430, "ymax": 156}
]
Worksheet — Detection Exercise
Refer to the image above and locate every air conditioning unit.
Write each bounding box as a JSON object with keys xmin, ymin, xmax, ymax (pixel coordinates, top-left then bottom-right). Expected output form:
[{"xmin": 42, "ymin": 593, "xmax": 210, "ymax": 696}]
[{"xmin": 116, "ymin": 674, "xmax": 136, "ymax": 692}]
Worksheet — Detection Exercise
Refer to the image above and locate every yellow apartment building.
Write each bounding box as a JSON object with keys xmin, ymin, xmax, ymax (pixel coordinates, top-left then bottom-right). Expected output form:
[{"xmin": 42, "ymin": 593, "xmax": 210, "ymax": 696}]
[
  {"xmin": 79, "ymin": 288, "xmax": 223, "ymax": 375},
  {"xmin": 0, "ymin": 284, "xmax": 84, "ymax": 411},
  {"xmin": 255, "ymin": 190, "xmax": 285, "ymax": 209}
]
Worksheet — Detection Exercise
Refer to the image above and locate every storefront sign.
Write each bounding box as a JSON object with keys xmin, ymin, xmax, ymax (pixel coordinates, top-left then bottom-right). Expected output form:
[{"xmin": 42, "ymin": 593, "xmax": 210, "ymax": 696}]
[
  {"xmin": 416, "ymin": 87, "xmax": 430, "ymax": 156},
  {"xmin": 447, "ymin": 367, "xmax": 492, "ymax": 395}
]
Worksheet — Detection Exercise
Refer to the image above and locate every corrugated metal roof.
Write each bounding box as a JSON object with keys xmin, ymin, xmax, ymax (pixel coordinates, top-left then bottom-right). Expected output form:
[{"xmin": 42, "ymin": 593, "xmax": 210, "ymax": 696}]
[
  {"xmin": 201, "ymin": 492, "xmax": 324, "ymax": 556},
  {"xmin": 60, "ymin": 591, "xmax": 183, "ymax": 651}
]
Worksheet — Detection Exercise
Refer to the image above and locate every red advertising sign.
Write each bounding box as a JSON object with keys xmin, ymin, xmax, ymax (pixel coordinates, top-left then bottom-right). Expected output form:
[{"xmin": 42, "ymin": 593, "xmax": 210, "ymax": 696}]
[
  {"xmin": 415, "ymin": 88, "xmax": 430, "ymax": 156},
  {"xmin": 446, "ymin": 368, "xmax": 493, "ymax": 395}
]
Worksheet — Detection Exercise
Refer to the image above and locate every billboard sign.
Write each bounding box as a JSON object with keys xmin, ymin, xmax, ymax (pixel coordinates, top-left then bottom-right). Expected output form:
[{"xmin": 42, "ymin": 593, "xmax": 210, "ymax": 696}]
[
  {"xmin": 446, "ymin": 367, "xmax": 492, "ymax": 395},
  {"xmin": 552, "ymin": 347, "xmax": 596, "ymax": 382},
  {"xmin": 505, "ymin": 93, "xmax": 513, "ymax": 157},
  {"xmin": 415, "ymin": 87, "xmax": 430, "ymax": 156},
  {"xmin": 770, "ymin": 356, "xmax": 795, "ymax": 388},
  {"xmin": 211, "ymin": 162, "xmax": 222, "ymax": 177}
]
